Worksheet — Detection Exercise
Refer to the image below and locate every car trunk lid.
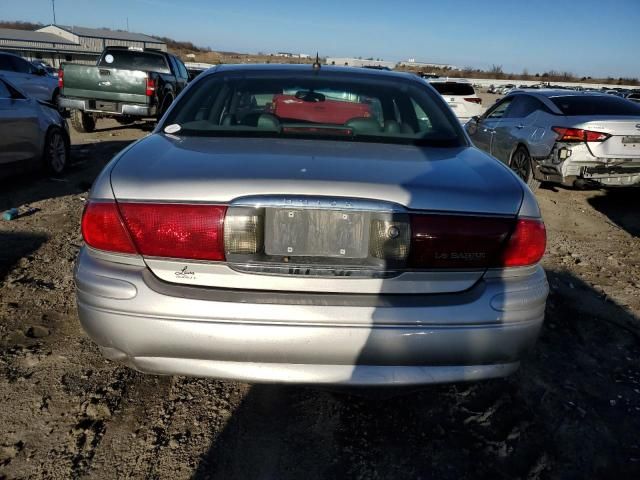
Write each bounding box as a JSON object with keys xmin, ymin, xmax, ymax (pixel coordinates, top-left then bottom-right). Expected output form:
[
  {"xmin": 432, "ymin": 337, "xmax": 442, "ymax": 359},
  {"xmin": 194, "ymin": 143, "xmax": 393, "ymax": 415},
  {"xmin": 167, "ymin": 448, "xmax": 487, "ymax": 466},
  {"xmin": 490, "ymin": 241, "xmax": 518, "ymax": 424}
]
[
  {"xmin": 109, "ymin": 135, "xmax": 524, "ymax": 294},
  {"xmin": 569, "ymin": 117, "xmax": 640, "ymax": 159}
]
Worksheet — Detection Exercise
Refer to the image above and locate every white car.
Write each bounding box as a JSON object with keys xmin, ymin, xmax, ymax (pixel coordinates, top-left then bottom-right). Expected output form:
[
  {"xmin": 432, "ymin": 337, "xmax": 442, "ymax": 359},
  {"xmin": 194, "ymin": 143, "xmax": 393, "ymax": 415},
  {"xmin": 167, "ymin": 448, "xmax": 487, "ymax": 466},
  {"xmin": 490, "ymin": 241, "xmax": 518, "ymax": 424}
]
[
  {"xmin": 0, "ymin": 52, "xmax": 59, "ymax": 104},
  {"xmin": 426, "ymin": 78, "xmax": 483, "ymax": 123}
]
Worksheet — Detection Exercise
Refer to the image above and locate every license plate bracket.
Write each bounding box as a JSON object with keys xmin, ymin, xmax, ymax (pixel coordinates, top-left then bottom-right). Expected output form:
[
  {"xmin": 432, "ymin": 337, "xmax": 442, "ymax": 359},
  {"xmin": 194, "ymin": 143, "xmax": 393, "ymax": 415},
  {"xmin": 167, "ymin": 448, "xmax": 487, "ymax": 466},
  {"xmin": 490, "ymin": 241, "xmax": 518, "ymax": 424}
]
[
  {"xmin": 622, "ymin": 135, "xmax": 640, "ymax": 145},
  {"xmin": 264, "ymin": 208, "xmax": 370, "ymax": 258}
]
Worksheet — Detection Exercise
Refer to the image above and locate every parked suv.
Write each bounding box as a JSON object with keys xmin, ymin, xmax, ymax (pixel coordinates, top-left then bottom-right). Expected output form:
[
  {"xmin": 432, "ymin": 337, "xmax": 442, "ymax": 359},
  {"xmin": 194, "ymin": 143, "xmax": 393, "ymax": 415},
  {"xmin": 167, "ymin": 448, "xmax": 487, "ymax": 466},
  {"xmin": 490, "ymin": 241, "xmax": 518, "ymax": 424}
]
[
  {"xmin": 0, "ymin": 51, "xmax": 59, "ymax": 104},
  {"xmin": 426, "ymin": 78, "xmax": 482, "ymax": 122},
  {"xmin": 59, "ymin": 46, "xmax": 189, "ymax": 132}
]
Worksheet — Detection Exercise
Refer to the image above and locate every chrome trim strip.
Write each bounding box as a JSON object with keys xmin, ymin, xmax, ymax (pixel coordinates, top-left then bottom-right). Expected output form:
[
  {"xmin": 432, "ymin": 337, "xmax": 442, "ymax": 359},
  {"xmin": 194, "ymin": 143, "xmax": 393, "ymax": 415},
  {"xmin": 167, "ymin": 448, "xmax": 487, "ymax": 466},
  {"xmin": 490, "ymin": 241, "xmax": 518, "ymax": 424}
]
[{"xmin": 230, "ymin": 195, "xmax": 408, "ymax": 212}]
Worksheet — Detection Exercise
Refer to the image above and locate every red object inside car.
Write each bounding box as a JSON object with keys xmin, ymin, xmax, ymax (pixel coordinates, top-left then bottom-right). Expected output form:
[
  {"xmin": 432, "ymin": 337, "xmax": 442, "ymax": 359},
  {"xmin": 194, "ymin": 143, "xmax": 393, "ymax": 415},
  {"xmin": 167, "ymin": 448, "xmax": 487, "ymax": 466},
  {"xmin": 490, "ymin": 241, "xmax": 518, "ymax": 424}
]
[{"xmin": 271, "ymin": 94, "xmax": 372, "ymax": 124}]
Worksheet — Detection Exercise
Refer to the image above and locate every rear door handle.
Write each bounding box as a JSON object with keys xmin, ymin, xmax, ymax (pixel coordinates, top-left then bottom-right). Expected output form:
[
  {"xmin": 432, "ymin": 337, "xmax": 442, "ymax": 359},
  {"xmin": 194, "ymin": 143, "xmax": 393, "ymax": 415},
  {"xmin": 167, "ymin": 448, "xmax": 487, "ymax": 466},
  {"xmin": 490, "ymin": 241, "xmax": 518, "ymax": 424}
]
[{"xmin": 516, "ymin": 124, "xmax": 525, "ymax": 129}]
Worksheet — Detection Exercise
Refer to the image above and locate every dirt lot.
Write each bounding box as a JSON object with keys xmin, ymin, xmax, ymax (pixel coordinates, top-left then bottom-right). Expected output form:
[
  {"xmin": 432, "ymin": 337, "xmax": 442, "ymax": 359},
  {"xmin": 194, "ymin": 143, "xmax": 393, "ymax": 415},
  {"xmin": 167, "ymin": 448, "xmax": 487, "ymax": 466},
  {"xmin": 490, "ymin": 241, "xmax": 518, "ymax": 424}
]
[{"xmin": 1, "ymin": 119, "xmax": 640, "ymax": 480}]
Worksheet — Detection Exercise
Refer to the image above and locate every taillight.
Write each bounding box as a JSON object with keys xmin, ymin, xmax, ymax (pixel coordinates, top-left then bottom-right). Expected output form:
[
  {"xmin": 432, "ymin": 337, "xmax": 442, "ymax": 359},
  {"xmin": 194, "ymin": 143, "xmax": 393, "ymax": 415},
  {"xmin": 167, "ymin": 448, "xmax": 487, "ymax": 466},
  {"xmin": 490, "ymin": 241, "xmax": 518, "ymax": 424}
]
[
  {"xmin": 464, "ymin": 97, "xmax": 482, "ymax": 104},
  {"xmin": 409, "ymin": 215, "xmax": 515, "ymax": 268},
  {"xmin": 145, "ymin": 76, "xmax": 155, "ymax": 96},
  {"xmin": 552, "ymin": 127, "xmax": 610, "ymax": 142},
  {"xmin": 118, "ymin": 203, "xmax": 226, "ymax": 261},
  {"xmin": 408, "ymin": 214, "xmax": 546, "ymax": 268},
  {"xmin": 58, "ymin": 69, "xmax": 64, "ymax": 89},
  {"xmin": 81, "ymin": 201, "xmax": 137, "ymax": 254},
  {"xmin": 499, "ymin": 218, "xmax": 546, "ymax": 267}
]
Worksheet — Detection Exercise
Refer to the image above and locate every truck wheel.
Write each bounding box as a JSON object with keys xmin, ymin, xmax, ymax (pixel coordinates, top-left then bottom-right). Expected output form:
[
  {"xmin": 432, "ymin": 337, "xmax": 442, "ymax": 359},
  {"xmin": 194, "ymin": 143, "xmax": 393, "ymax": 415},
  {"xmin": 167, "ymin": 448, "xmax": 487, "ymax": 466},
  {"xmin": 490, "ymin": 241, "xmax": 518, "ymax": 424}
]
[
  {"xmin": 511, "ymin": 146, "xmax": 541, "ymax": 192},
  {"xmin": 43, "ymin": 127, "xmax": 69, "ymax": 175},
  {"xmin": 116, "ymin": 116, "xmax": 135, "ymax": 125},
  {"xmin": 157, "ymin": 95, "xmax": 174, "ymax": 121},
  {"xmin": 70, "ymin": 109, "xmax": 96, "ymax": 133}
]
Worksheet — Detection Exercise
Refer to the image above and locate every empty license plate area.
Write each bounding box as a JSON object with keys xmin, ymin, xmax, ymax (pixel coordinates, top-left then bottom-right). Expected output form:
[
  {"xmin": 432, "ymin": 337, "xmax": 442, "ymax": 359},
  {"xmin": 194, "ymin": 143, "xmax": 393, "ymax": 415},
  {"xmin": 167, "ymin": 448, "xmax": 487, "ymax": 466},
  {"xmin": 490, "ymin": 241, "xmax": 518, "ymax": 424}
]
[
  {"xmin": 94, "ymin": 100, "xmax": 117, "ymax": 112},
  {"xmin": 265, "ymin": 208, "xmax": 370, "ymax": 259},
  {"xmin": 622, "ymin": 136, "xmax": 640, "ymax": 146}
]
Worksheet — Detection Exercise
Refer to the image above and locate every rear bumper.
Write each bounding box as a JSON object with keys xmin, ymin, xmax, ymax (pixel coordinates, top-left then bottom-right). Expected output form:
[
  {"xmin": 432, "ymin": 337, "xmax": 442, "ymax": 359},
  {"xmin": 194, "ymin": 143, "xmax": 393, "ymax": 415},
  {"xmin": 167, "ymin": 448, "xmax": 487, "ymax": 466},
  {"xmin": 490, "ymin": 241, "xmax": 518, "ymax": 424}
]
[
  {"xmin": 75, "ymin": 248, "xmax": 548, "ymax": 386},
  {"xmin": 58, "ymin": 97, "xmax": 155, "ymax": 117},
  {"xmin": 534, "ymin": 143, "xmax": 640, "ymax": 187}
]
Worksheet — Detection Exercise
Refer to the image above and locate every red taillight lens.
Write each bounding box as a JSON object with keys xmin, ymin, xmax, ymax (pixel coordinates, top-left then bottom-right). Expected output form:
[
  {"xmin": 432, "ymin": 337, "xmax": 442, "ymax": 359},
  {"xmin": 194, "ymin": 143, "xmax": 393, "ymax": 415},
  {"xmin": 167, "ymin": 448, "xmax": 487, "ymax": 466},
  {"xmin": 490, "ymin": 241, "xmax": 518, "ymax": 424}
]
[
  {"xmin": 408, "ymin": 215, "xmax": 546, "ymax": 269},
  {"xmin": 58, "ymin": 69, "xmax": 64, "ymax": 89},
  {"xmin": 145, "ymin": 76, "xmax": 155, "ymax": 96},
  {"xmin": 118, "ymin": 203, "xmax": 226, "ymax": 261},
  {"xmin": 552, "ymin": 127, "xmax": 609, "ymax": 142},
  {"xmin": 409, "ymin": 215, "xmax": 515, "ymax": 268},
  {"xmin": 499, "ymin": 218, "xmax": 546, "ymax": 267},
  {"xmin": 81, "ymin": 201, "xmax": 137, "ymax": 254},
  {"xmin": 464, "ymin": 97, "xmax": 482, "ymax": 104}
]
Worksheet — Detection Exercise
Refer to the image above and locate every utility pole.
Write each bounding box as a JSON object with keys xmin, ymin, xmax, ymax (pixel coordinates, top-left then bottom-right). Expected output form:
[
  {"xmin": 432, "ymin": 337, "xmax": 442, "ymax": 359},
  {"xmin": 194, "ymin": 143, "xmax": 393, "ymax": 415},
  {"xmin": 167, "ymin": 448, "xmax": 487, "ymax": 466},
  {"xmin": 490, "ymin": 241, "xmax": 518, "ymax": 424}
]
[
  {"xmin": 126, "ymin": 17, "xmax": 129, "ymax": 31},
  {"xmin": 51, "ymin": 0, "xmax": 57, "ymax": 25}
]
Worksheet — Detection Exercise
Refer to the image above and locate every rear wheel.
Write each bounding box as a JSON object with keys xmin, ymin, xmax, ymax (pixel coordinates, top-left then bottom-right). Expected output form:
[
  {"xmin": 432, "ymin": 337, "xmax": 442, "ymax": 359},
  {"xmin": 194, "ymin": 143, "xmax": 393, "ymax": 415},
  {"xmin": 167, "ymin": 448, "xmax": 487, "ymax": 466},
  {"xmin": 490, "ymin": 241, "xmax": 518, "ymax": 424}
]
[
  {"xmin": 510, "ymin": 146, "xmax": 541, "ymax": 192},
  {"xmin": 70, "ymin": 109, "xmax": 96, "ymax": 133},
  {"xmin": 43, "ymin": 128, "xmax": 69, "ymax": 175},
  {"xmin": 116, "ymin": 116, "xmax": 136, "ymax": 125},
  {"xmin": 157, "ymin": 95, "xmax": 174, "ymax": 122}
]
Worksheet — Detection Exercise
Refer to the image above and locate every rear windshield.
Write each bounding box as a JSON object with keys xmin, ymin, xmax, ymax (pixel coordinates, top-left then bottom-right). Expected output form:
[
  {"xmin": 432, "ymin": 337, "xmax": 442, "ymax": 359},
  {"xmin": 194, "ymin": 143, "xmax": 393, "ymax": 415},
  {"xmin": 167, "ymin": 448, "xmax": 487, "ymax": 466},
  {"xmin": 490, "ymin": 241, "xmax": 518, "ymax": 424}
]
[
  {"xmin": 162, "ymin": 72, "xmax": 465, "ymax": 147},
  {"xmin": 430, "ymin": 82, "xmax": 475, "ymax": 96},
  {"xmin": 551, "ymin": 95, "xmax": 640, "ymax": 116},
  {"xmin": 98, "ymin": 50, "xmax": 169, "ymax": 73}
]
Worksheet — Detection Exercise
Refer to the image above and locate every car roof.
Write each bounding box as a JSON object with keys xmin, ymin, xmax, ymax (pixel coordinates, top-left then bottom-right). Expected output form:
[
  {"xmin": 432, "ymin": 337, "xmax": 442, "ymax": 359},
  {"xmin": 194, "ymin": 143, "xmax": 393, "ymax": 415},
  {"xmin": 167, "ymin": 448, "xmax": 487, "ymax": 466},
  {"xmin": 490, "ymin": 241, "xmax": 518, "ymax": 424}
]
[
  {"xmin": 518, "ymin": 89, "xmax": 613, "ymax": 99},
  {"xmin": 426, "ymin": 77, "xmax": 472, "ymax": 84},
  {"xmin": 207, "ymin": 63, "xmax": 421, "ymax": 82}
]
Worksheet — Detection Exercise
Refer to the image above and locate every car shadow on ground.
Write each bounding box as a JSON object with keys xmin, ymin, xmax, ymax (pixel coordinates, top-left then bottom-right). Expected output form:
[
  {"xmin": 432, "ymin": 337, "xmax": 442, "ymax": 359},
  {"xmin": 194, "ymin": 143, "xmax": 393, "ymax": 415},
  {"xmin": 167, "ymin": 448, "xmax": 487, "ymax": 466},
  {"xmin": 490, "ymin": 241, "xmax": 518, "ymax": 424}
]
[
  {"xmin": 0, "ymin": 140, "xmax": 134, "ymax": 211},
  {"xmin": 587, "ymin": 188, "xmax": 640, "ymax": 237},
  {"xmin": 0, "ymin": 231, "xmax": 49, "ymax": 283},
  {"xmin": 86, "ymin": 122, "xmax": 155, "ymax": 134},
  {"xmin": 190, "ymin": 269, "xmax": 640, "ymax": 479}
]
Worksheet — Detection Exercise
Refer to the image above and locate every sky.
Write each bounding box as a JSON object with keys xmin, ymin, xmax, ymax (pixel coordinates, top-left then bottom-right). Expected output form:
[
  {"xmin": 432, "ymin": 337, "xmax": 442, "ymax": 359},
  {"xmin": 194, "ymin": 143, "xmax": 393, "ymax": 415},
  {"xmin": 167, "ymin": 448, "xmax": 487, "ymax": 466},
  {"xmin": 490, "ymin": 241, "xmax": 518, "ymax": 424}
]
[{"xmin": 2, "ymin": 0, "xmax": 639, "ymax": 78}]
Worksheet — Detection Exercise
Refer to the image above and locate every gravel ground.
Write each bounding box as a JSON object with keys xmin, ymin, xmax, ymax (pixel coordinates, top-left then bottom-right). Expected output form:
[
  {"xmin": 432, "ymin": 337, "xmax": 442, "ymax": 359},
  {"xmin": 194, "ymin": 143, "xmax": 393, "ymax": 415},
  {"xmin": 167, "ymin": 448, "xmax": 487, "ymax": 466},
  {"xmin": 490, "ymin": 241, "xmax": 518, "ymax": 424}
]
[{"xmin": 1, "ymin": 118, "xmax": 640, "ymax": 479}]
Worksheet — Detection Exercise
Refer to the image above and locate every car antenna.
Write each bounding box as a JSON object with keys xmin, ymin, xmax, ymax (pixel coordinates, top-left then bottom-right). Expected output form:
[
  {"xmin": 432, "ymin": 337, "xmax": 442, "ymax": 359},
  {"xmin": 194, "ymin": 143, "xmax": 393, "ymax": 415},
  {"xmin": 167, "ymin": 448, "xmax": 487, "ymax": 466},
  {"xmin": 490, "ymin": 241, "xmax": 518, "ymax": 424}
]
[{"xmin": 312, "ymin": 53, "xmax": 321, "ymax": 71}]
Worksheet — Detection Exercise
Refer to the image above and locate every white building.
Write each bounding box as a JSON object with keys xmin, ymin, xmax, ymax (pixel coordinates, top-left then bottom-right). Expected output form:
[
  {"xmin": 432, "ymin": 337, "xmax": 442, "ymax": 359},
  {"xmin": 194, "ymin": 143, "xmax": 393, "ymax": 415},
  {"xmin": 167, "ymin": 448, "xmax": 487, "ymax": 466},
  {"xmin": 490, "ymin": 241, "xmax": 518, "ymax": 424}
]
[
  {"xmin": 0, "ymin": 24, "xmax": 166, "ymax": 67},
  {"xmin": 398, "ymin": 59, "xmax": 459, "ymax": 70},
  {"xmin": 325, "ymin": 57, "xmax": 396, "ymax": 69}
]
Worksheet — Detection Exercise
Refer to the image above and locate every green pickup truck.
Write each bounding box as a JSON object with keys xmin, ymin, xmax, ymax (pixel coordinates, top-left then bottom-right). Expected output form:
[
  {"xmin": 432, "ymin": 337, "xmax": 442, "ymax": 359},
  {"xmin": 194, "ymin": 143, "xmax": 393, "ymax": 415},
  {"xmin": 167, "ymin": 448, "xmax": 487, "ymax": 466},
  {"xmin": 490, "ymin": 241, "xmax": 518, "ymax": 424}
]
[{"xmin": 58, "ymin": 46, "xmax": 189, "ymax": 132}]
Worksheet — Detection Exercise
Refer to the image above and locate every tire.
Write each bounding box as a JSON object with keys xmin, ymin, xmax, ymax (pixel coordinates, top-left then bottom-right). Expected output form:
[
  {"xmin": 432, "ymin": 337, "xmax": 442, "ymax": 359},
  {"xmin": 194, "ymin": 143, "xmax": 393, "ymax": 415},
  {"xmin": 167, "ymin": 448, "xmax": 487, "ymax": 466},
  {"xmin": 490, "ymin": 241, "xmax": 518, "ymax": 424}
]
[
  {"xmin": 510, "ymin": 146, "xmax": 541, "ymax": 192},
  {"xmin": 51, "ymin": 89, "xmax": 62, "ymax": 113},
  {"xmin": 43, "ymin": 128, "xmax": 69, "ymax": 175},
  {"xmin": 116, "ymin": 116, "xmax": 135, "ymax": 125},
  {"xmin": 157, "ymin": 95, "xmax": 174, "ymax": 122},
  {"xmin": 70, "ymin": 109, "xmax": 96, "ymax": 133}
]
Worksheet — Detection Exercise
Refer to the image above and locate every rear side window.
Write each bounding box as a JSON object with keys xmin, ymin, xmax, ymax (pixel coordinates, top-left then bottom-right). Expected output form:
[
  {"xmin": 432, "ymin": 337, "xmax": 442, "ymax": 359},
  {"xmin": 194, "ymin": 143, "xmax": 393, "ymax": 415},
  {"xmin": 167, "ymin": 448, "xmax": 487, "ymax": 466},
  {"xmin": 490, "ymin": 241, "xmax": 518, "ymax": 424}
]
[
  {"xmin": 98, "ymin": 50, "xmax": 170, "ymax": 73},
  {"xmin": 429, "ymin": 82, "xmax": 475, "ymax": 96},
  {"xmin": 10, "ymin": 56, "xmax": 32, "ymax": 74},
  {"xmin": 505, "ymin": 95, "xmax": 544, "ymax": 118},
  {"xmin": 0, "ymin": 54, "xmax": 14, "ymax": 71},
  {"xmin": 551, "ymin": 96, "xmax": 640, "ymax": 116},
  {"xmin": 177, "ymin": 60, "xmax": 188, "ymax": 80},
  {"xmin": 0, "ymin": 80, "xmax": 11, "ymax": 98}
]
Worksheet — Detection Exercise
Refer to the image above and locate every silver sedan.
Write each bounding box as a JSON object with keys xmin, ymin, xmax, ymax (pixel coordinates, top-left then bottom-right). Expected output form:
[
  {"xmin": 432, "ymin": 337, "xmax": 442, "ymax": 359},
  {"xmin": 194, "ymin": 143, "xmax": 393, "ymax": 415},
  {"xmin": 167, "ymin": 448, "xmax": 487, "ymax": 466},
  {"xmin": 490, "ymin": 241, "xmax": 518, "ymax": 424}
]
[
  {"xmin": 466, "ymin": 90, "xmax": 640, "ymax": 189},
  {"xmin": 0, "ymin": 76, "xmax": 69, "ymax": 178},
  {"xmin": 75, "ymin": 65, "xmax": 548, "ymax": 386}
]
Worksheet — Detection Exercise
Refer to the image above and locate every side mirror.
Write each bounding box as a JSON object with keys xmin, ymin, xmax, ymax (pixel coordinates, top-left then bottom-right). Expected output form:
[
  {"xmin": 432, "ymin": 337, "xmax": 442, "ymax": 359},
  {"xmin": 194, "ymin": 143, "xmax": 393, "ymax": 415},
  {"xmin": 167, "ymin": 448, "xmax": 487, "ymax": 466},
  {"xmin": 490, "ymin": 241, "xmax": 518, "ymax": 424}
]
[
  {"xmin": 34, "ymin": 67, "xmax": 47, "ymax": 76},
  {"xmin": 466, "ymin": 116, "xmax": 480, "ymax": 135}
]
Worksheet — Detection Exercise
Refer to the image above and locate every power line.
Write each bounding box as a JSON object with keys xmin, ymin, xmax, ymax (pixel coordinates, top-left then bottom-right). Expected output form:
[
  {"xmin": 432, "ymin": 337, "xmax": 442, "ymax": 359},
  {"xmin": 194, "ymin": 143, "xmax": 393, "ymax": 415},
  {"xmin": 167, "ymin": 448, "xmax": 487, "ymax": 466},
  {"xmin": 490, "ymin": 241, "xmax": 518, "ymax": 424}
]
[{"xmin": 51, "ymin": 0, "xmax": 57, "ymax": 24}]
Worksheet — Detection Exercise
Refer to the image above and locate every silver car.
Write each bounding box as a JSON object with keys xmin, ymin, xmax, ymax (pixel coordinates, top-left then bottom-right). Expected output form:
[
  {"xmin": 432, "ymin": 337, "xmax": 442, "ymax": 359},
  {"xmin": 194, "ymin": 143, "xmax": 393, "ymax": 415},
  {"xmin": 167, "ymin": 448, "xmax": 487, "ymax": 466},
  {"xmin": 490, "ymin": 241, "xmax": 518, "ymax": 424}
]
[
  {"xmin": 0, "ymin": 76, "xmax": 69, "ymax": 178},
  {"xmin": 75, "ymin": 65, "xmax": 548, "ymax": 386},
  {"xmin": 466, "ymin": 90, "xmax": 640, "ymax": 189},
  {"xmin": 0, "ymin": 52, "xmax": 60, "ymax": 104}
]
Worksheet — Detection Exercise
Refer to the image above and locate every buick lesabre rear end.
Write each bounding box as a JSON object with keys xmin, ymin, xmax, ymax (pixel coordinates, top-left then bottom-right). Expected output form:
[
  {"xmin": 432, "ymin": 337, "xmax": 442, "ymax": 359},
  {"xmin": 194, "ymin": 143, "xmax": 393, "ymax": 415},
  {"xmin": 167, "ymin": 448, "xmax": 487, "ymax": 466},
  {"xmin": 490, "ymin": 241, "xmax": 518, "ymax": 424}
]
[{"xmin": 75, "ymin": 65, "xmax": 548, "ymax": 386}]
